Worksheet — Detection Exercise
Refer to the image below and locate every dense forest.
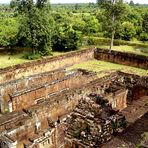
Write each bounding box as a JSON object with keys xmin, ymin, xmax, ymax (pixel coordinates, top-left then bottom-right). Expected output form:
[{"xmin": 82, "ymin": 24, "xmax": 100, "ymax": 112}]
[{"xmin": 0, "ymin": 0, "xmax": 148, "ymax": 58}]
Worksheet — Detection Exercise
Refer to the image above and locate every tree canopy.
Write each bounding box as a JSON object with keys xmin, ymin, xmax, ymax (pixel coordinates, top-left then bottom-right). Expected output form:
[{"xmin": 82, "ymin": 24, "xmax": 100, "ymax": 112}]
[
  {"xmin": 10, "ymin": 0, "xmax": 52, "ymax": 55},
  {"xmin": 0, "ymin": 2, "xmax": 148, "ymax": 58},
  {"xmin": 97, "ymin": 0, "xmax": 127, "ymax": 50}
]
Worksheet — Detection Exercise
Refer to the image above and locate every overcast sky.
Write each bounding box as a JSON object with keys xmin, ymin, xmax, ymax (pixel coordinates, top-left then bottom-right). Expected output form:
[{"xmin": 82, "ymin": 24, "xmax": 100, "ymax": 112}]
[{"xmin": 0, "ymin": 0, "xmax": 148, "ymax": 4}]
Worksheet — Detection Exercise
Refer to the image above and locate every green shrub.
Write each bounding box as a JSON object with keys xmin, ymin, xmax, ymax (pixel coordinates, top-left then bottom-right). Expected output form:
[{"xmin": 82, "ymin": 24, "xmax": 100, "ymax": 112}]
[
  {"xmin": 52, "ymin": 26, "xmax": 81, "ymax": 52},
  {"xmin": 87, "ymin": 37, "xmax": 95, "ymax": 45},
  {"xmin": 120, "ymin": 22, "xmax": 136, "ymax": 41},
  {"xmin": 140, "ymin": 32, "xmax": 148, "ymax": 41},
  {"xmin": 38, "ymin": 45, "xmax": 53, "ymax": 56},
  {"xmin": 23, "ymin": 52, "xmax": 41, "ymax": 60}
]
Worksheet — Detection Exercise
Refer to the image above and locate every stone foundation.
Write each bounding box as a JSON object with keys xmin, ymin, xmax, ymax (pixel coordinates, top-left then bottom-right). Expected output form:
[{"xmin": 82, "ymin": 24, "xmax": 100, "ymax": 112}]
[
  {"xmin": 0, "ymin": 69, "xmax": 96, "ymax": 113},
  {"xmin": 0, "ymin": 71, "xmax": 147, "ymax": 148},
  {"xmin": 0, "ymin": 68, "xmax": 66, "ymax": 113},
  {"xmin": 0, "ymin": 48, "xmax": 147, "ymax": 148}
]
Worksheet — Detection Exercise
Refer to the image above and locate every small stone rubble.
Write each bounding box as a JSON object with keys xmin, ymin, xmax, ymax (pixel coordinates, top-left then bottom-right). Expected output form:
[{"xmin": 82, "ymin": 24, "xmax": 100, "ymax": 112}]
[
  {"xmin": 65, "ymin": 93, "xmax": 126, "ymax": 147},
  {"xmin": 0, "ymin": 71, "xmax": 147, "ymax": 148}
]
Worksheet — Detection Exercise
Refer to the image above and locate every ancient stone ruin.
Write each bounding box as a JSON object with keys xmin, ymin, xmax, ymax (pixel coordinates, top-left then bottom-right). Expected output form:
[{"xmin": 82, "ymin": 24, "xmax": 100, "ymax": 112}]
[
  {"xmin": 0, "ymin": 48, "xmax": 147, "ymax": 148},
  {"xmin": 65, "ymin": 94, "xmax": 126, "ymax": 147}
]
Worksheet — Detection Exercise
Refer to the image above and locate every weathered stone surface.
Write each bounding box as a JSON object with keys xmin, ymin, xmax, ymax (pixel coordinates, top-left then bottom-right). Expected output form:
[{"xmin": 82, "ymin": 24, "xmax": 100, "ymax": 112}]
[
  {"xmin": 94, "ymin": 48, "xmax": 148, "ymax": 69},
  {"xmin": 0, "ymin": 48, "xmax": 94, "ymax": 83},
  {"xmin": 0, "ymin": 48, "xmax": 147, "ymax": 148},
  {"xmin": 65, "ymin": 94, "xmax": 126, "ymax": 147}
]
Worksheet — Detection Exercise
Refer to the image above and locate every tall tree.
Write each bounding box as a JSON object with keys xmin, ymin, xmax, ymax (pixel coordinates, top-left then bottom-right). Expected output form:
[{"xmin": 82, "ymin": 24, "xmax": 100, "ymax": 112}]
[
  {"xmin": 97, "ymin": 0, "xmax": 127, "ymax": 51},
  {"xmin": 0, "ymin": 17, "xmax": 19, "ymax": 48},
  {"xmin": 140, "ymin": 12, "xmax": 148, "ymax": 41},
  {"xmin": 51, "ymin": 12, "xmax": 82, "ymax": 51},
  {"xmin": 143, "ymin": 13, "xmax": 148, "ymax": 33},
  {"xmin": 10, "ymin": 0, "xmax": 52, "ymax": 55},
  {"xmin": 129, "ymin": 0, "xmax": 134, "ymax": 6}
]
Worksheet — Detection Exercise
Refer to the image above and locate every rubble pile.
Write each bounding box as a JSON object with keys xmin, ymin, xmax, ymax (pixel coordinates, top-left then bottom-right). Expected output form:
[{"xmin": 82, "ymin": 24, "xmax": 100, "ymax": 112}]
[{"xmin": 65, "ymin": 93, "xmax": 126, "ymax": 147}]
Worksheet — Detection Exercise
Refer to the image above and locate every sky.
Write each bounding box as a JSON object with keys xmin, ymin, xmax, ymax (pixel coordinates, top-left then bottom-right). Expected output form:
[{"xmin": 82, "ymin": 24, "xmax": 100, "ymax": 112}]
[{"xmin": 0, "ymin": 0, "xmax": 148, "ymax": 4}]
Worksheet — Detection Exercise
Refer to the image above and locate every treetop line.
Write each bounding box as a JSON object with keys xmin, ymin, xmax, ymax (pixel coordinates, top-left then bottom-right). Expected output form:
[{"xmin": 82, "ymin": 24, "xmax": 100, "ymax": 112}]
[{"xmin": 0, "ymin": 0, "xmax": 147, "ymax": 58}]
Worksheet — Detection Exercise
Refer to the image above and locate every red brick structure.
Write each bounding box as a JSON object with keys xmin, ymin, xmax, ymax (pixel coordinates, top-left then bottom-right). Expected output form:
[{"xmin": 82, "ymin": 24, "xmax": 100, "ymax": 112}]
[
  {"xmin": 0, "ymin": 48, "xmax": 94, "ymax": 84},
  {"xmin": 0, "ymin": 48, "xmax": 147, "ymax": 148},
  {"xmin": 94, "ymin": 48, "xmax": 148, "ymax": 69}
]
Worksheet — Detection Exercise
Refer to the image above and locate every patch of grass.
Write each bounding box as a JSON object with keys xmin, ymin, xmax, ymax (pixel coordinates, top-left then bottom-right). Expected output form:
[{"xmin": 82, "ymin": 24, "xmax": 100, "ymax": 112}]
[
  {"xmin": 0, "ymin": 44, "xmax": 147, "ymax": 68},
  {"xmin": 0, "ymin": 51, "xmax": 68, "ymax": 68},
  {"xmin": 68, "ymin": 60, "xmax": 148, "ymax": 77},
  {"xmin": 97, "ymin": 45, "xmax": 148, "ymax": 56},
  {"xmin": 0, "ymin": 53, "xmax": 29, "ymax": 68}
]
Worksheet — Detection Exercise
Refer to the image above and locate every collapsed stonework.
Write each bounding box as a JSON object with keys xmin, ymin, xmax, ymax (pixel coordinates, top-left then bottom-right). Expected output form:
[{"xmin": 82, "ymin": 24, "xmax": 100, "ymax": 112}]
[
  {"xmin": 0, "ymin": 48, "xmax": 147, "ymax": 148},
  {"xmin": 65, "ymin": 94, "xmax": 126, "ymax": 148},
  {"xmin": 0, "ymin": 72, "xmax": 147, "ymax": 148}
]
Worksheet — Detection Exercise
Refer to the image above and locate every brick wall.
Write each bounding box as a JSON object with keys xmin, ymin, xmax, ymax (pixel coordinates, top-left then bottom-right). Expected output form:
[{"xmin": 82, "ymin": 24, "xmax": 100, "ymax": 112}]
[
  {"xmin": 0, "ymin": 69, "xmax": 96, "ymax": 113},
  {"xmin": 0, "ymin": 72, "xmax": 147, "ymax": 148},
  {"xmin": 105, "ymin": 89, "xmax": 128, "ymax": 111},
  {"xmin": 132, "ymin": 85, "xmax": 148, "ymax": 100},
  {"xmin": 0, "ymin": 73, "xmax": 119, "ymax": 134},
  {"xmin": 0, "ymin": 48, "xmax": 94, "ymax": 84},
  {"xmin": 0, "ymin": 69, "xmax": 66, "ymax": 113},
  {"xmin": 11, "ymin": 70, "xmax": 96, "ymax": 112},
  {"xmin": 94, "ymin": 48, "xmax": 148, "ymax": 69}
]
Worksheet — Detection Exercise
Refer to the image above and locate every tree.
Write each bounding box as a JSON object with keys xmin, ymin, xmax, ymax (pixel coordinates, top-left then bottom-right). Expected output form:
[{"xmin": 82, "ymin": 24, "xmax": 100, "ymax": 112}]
[
  {"xmin": 10, "ymin": 0, "xmax": 52, "ymax": 55},
  {"xmin": 120, "ymin": 21, "xmax": 136, "ymax": 40},
  {"xmin": 125, "ymin": 8, "xmax": 143, "ymax": 35},
  {"xmin": 140, "ymin": 13, "xmax": 148, "ymax": 41},
  {"xmin": 142, "ymin": 13, "xmax": 148, "ymax": 33},
  {"xmin": 51, "ymin": 13, "xmax": 82, "ymax": 51},
  {"xmin": 82, "ymin": 14, "xmax": 100, "ymax": 36},
  {"xmin": 129, "ymin": 0, "xmax": 134, "ymax": 6},
  {"xmin": 52, "ymin": 24, "xmax": 81, "ymax": 51},
  {"xmin": 97, "ymin": 0, "xmax": 127, "ymax": 51},
  {"xmin": 0, "ymin": 16, "xmax": 18, "ymax": 48}
]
